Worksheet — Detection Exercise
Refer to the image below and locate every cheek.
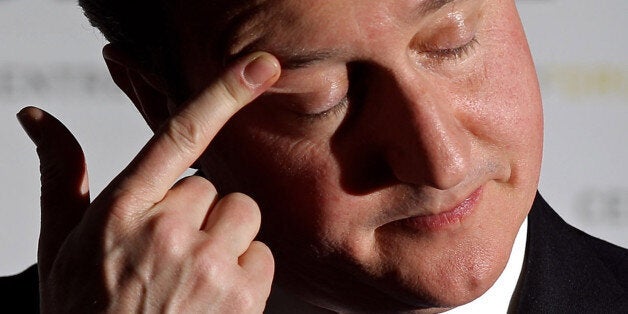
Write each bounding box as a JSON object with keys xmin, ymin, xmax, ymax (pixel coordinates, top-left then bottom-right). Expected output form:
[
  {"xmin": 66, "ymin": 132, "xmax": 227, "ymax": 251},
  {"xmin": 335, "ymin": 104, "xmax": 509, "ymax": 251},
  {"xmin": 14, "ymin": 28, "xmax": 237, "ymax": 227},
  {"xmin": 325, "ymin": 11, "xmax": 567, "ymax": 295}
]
[
  {"xmin": 203, "ymin": 111, "xmax": 359, "ymax": 241},
  {"xmin": 462, "ymin": 5, "xmax": 543, "ymax": 162}
]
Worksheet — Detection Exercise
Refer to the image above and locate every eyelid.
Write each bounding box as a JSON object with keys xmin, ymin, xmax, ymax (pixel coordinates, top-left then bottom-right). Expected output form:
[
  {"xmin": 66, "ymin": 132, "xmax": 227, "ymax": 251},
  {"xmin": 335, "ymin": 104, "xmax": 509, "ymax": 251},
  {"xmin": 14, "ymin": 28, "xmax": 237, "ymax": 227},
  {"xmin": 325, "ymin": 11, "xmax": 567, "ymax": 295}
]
[
  {"xmin": 265, "ymin": 68, "xmax": 350, "ymax": 120},
  {"xmin": 296, "ymin": 95, "xmax": 349, "ymax": 122},
  {"xmin": 422, "ymin": 36, "xmax": 479, "ymax": 60},
  {"xmin": 412, "ymin": 17, "xmax": 480, "ymax": 64},
  {"xmin": 413, "ymin": 1, "xmax": 480, "ymax": 50}
]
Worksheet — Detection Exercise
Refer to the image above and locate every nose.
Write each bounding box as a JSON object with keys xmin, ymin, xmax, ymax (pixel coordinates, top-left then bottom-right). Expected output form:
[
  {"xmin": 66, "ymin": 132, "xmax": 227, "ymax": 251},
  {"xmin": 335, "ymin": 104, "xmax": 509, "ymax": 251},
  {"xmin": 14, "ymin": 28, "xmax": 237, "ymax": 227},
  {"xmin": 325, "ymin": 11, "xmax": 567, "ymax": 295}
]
[{"xmin": 368, "ymin": 68, "xmax": 471, "ymax": 190}]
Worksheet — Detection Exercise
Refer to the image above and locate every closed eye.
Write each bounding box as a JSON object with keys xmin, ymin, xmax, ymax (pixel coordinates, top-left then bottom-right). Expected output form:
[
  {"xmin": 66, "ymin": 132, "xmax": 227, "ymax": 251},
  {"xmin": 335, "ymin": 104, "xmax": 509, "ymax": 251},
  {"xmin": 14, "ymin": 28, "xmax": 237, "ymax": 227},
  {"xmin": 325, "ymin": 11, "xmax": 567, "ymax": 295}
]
[
  {"xmin": 299, "ymin": 95, "xmax": 349, "ymax": 122},
  {"xmin": 422, "ymin": 37, "xmax": 479, "ymax": 61},
  {"xmin": 298, "ymin": 63, "xmax": 367, "ymax": 123}
]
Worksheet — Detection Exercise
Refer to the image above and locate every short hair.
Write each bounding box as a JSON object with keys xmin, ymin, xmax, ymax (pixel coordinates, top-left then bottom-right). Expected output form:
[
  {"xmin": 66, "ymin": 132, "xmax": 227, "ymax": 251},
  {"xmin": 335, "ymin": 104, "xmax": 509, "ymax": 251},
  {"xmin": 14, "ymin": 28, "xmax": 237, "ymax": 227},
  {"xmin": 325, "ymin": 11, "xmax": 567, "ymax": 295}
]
[{"xmin": 79, "ymin": 0, "xmax": 184, "ymax": 96}]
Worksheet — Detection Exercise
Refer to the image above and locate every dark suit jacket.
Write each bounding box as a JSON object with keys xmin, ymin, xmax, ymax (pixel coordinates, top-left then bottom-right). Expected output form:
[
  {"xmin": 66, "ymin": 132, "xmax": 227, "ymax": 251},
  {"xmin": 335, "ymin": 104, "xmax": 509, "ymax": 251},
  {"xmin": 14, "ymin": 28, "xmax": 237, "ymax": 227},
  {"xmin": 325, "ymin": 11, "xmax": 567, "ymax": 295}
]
[
  {"xmin": 2, "ymin": 193, "xmax": 627, "ymax": 313},
  {"xmin": 512, "ymin": 193, "xmax": 628, "ymax": 312}
]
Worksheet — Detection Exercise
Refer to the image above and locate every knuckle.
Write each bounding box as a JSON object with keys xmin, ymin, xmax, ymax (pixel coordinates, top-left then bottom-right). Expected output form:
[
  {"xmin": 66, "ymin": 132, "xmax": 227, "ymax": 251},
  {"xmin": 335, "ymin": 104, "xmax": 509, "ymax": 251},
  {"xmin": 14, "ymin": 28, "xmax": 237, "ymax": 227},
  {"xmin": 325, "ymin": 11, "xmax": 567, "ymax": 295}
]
[
  {"xmin": 103, "ymin": 190, "xmax": 151, "ymax": 227},
  {"xmin": 163, "ymin": 114, "xmax": 206, "ymax": 156},
  {"xmin": 191, "ymin": 245, "xmax": 224, "ymax": 281},
  {"xmin": 146, "ymin": 213, "xmax": 190, "ymax": 258},
  {"xmin": 191, "ymin": 242, "xmax": 266, "ymax": 312},
  {"xmin": 97, "ymin": 183, "xmax": 161, "ymax": 237},
  {"xmin": 230, "ymin": 289, "xmax": 259, "ymax": 313},
  {"xmin": 216, "ymin": 79, "xmax": 244, "ymax": 108}
]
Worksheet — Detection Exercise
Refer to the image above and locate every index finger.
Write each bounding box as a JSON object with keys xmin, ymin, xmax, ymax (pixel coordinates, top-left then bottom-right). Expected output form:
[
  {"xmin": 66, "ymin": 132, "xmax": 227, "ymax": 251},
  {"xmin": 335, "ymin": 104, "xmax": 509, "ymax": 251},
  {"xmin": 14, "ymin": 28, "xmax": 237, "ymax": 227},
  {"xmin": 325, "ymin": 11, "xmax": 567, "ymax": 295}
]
[{"xmin": 108, "ymin": 52, "xmax": 280, "ymax": 209}]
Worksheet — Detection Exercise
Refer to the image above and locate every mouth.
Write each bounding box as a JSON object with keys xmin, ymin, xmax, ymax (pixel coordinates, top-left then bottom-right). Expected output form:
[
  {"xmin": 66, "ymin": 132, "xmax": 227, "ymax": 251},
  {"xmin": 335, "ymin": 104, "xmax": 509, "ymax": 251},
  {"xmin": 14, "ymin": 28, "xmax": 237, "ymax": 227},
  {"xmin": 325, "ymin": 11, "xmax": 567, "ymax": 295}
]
[{"xmin": 395, "ymin": 186, "xmax": 484, "ymax": 232}]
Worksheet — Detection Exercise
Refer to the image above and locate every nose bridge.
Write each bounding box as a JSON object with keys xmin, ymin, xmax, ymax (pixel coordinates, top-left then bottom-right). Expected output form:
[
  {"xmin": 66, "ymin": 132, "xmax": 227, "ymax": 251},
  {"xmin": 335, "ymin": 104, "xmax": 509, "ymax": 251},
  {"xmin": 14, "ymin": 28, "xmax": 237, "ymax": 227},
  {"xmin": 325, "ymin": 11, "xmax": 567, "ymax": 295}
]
[{"xmin": 374, "ymin": 66, "xmax": 471, "ymax": 190}]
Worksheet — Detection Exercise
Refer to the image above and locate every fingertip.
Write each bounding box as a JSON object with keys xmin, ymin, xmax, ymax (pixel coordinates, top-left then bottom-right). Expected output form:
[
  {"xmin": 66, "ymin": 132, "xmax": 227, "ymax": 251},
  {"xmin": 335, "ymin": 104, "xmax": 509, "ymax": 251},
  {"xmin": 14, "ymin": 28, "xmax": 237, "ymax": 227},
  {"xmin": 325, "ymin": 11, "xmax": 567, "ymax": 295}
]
[
  {"xmin": 17, "ymin": 106, "xmax": 45, "ymax": 122},
  {"xmin": 242, "ymin": 52, "xmax": 281, "ymax": 88},
  {"xmin": 16, "ymin": 106, "xmax": 45, "ymax": 145}
]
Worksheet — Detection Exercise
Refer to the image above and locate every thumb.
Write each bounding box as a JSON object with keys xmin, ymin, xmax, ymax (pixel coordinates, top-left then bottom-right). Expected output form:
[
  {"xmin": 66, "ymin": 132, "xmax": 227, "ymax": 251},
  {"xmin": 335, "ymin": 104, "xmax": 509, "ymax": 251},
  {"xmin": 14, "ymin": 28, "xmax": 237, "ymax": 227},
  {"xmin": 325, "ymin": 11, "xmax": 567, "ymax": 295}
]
[{"xmin": 17, "ymin": 106, "xmax": 91, "ymax": 278}]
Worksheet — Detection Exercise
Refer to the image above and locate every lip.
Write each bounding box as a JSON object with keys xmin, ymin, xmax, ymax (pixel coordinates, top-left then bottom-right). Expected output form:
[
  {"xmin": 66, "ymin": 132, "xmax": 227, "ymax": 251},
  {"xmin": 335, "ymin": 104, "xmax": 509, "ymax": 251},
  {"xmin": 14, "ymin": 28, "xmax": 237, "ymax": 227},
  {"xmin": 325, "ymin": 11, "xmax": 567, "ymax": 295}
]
[{"xmin": 397, "ymin": 186, "xmax": 484, "ymax": 232}]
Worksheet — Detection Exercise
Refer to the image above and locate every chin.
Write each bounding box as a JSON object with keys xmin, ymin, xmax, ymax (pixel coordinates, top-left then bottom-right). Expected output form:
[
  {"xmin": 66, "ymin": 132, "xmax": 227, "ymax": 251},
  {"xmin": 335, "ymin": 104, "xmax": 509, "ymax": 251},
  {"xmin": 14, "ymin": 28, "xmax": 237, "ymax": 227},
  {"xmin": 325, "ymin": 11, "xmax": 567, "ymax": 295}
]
[
  {"xmin": 271, "ymin": 221, "xmax": 514, "ymax": 314},
  {"xmin": 355, "ymin": 247, "xmax": 507, "ymax": 312}
]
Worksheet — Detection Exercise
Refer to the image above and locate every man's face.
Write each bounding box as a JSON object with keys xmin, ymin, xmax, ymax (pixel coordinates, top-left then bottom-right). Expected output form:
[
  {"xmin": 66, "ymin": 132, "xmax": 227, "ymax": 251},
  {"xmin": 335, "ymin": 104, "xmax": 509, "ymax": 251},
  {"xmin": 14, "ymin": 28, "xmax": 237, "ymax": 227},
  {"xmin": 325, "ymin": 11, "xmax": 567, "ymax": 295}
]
[{"xmin": 172, "ymin": 0, "xmax": 543, "ymax": 311}]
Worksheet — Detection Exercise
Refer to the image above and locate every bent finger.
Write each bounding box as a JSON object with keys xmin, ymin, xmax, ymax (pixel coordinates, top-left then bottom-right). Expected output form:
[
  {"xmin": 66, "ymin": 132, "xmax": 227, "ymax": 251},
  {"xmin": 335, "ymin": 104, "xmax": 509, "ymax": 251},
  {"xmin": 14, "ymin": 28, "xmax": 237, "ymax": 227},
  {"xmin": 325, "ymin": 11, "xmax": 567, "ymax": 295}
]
[
  {"xmin": 156, "ymin": 175, "xmax": 219, "ymax": 228},
  {"xmin": 202, "ymin": 193, "xmax": 262, "ymax": 257}
]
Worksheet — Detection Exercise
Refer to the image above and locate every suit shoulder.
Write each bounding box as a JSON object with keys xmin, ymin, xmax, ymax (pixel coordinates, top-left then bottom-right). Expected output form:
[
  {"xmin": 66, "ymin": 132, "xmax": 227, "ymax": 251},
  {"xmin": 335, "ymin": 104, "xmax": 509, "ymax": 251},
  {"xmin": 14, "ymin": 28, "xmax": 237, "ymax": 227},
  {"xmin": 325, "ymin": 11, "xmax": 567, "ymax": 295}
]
[
  {"xmin": 573, "ymin": 224, "xmax": 628, "ymax": 287},
  {"xmin": 0, "ymin": 264, "xmax": 40, "ymax": 313},
  {"xmin": 518, "ymin": 193, "xmax": 628, "ymax": 312}
]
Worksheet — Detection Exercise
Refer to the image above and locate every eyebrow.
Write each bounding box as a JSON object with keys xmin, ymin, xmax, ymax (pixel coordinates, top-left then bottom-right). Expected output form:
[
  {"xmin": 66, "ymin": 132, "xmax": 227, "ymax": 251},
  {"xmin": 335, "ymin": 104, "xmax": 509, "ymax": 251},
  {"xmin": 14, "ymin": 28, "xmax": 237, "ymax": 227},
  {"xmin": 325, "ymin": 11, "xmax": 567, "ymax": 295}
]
[
  {"xmin": 279, "ymin": 49, "xmax": 344, "ymax": 70},
  {"xmin": 242, "ymin": 0, "xmax": 459, "ymax": 70},
  {"xmin": 417, "ymin": 0, "xmax": 457, "ymax": 15}
]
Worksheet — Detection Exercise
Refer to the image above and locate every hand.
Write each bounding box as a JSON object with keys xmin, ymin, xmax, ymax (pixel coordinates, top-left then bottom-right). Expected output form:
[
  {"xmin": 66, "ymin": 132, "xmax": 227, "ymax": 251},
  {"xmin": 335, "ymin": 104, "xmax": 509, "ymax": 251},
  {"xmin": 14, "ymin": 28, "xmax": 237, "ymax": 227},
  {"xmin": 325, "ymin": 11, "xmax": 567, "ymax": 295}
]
[{"xmin": 17, "ymin": 52, "xmax": 280, "ymax": 313}]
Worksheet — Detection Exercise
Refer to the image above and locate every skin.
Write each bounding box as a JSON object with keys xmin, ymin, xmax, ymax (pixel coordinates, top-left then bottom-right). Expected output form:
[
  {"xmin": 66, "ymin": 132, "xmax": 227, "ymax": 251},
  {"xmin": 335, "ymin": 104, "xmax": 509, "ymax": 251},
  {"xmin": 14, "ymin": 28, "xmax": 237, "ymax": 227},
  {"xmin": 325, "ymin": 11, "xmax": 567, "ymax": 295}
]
[
  {"xmin": 20, "ymin": 0, "xmax": 542, "ymax": 312},
  {"xmin": 152, "ymin": 0, "xmax": 542, "ymax": 312}
]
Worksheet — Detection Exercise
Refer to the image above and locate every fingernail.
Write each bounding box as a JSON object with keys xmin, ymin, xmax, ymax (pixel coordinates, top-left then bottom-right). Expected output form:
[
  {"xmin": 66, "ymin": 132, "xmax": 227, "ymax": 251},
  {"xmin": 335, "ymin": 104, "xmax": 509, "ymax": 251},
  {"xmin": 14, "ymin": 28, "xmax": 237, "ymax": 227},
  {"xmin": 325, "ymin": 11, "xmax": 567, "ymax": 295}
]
[
  {"xmin": 16, "ymin": 107, "xmax": 44, "ymax": 146},
  {"xmin": 243, "ymin": 53, "xmax": 279, "ymax": 87}
]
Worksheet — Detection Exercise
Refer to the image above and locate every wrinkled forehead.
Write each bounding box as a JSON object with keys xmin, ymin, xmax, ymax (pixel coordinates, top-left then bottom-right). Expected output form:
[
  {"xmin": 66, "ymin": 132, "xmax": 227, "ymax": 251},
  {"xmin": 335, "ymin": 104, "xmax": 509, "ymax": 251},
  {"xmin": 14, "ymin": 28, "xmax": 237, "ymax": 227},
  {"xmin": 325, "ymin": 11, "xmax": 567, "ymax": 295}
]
[{"xmin": 171, "ymin": 0, "xmax": 461, "ymax": 65}]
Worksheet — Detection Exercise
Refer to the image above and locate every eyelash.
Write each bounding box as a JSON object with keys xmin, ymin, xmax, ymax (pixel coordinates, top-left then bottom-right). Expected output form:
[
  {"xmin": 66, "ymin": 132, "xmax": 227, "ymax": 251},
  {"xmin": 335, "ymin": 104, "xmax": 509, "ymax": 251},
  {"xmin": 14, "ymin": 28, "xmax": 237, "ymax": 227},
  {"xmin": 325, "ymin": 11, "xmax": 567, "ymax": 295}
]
[
  {"xmin": 423, "ymin": 37, "xmax": 479, "ymax": 61},
  {"xmin": 301, "ymin": 96, "xmax": 350, "ymax": 122}
]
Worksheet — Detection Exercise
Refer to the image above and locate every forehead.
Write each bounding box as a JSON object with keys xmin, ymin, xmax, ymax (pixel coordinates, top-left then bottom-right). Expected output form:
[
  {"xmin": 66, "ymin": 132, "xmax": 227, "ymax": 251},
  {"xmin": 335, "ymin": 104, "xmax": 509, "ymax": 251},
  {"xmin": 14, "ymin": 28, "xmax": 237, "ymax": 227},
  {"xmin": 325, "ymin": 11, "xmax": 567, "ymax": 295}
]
[{"xmin": 173, "ymin": 0, "xmax": 462, "ymax": 64}]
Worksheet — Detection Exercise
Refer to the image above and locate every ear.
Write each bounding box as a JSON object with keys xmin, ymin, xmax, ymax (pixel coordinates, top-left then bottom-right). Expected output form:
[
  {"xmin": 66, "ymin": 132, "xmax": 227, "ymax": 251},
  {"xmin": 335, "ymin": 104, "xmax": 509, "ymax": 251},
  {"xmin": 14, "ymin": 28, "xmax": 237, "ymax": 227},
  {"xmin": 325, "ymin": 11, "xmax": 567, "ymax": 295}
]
[{"xmin": 102, "ymin": 43, "xmax": 171, "ymax": 133}]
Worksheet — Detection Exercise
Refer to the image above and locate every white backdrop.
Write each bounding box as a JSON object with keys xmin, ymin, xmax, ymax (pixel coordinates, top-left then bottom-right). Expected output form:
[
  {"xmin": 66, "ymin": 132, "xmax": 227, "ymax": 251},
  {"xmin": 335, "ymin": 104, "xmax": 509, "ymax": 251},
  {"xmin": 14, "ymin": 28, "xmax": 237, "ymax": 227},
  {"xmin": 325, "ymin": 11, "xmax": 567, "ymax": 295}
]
[{"xmin": 1, "ymin": 0, "xmax": 627, "ymax": 276}]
